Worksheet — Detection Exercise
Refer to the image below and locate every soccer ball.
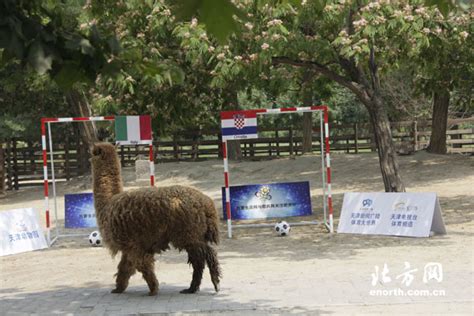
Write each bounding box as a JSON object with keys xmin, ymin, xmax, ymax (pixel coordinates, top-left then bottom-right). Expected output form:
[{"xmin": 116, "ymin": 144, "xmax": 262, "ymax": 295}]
[
  {"xmin": 274, "ymin": 221, "xmax": 291, "ymax": 236},
  {"xmin": 88, "ymin": 231, "xmax": 102, "ymax": 246}
]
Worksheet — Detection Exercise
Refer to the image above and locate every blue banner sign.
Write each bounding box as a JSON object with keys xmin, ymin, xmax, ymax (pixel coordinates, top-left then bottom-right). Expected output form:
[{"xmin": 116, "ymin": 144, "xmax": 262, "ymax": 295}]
[
  {"xmin": 64, "ymin": 193, "xmax": 97, "ymax": 228},
  {"xmin": 222, "ymin": 181, "xmax": 313, "ymax": 220}
]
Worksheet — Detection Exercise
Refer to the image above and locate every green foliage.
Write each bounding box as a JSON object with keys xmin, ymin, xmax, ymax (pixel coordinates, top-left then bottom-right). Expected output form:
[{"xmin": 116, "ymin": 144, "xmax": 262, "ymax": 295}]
[
  {"xmin": 169, "ymin": 0, "xmax": 246, "ymax": 44},
  {"xmin": 1, "ymin": 0, "xmax": 472, "ymax": 141},
  {"xmin": 328, "ymin": 86, "xmax": 368, "ymax": 123},
  {"xmin": 0, "ymin": 0, "xmax": 120, "ymax": 90},
  {"xmin": 87, "ymin": 1, "xmax": 226, "ymax": 134},
  {"xmin": 0, "ymin": 64, "xmax": 72, "ymax": 140}
]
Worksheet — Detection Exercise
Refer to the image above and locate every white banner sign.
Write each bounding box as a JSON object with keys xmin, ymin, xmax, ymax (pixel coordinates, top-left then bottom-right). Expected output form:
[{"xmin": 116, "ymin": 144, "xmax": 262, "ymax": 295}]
[
  {"xmin": 0, "ymin": 208, "xmax": 48, "ymax": 256},
  {"xmin": 338, "ymin": 192, "xmax": 446, "ymax": 237}
]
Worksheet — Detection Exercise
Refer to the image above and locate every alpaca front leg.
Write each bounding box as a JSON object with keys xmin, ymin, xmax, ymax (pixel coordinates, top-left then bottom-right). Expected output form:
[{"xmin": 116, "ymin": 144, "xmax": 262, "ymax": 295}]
[
  {"xmin": 137, "ymin": 254, "xmax": 159, "ymax": 296},
  {"xmin": 112, "ymin": 253, "xmax": 136, "ymax": 294},
  {"xmin": 181, "ymin": 247, "xmax": 205, "ymax": 294}
]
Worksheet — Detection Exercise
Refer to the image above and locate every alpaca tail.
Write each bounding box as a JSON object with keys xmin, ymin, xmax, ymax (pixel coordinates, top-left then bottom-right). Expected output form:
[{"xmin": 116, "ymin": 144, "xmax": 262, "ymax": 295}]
[
  {"xmin": 205, "ymin": 214, "xmax": 220, "ymax": 245},
  {"xmin": 205, "ymin": 245, "xmax": 221, "ymax": 292}
]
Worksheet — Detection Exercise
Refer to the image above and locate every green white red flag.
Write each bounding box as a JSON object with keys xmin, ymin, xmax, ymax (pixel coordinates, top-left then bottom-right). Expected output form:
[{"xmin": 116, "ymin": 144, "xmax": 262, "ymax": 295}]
[{"xmin": 115, "ymin": 115, "xmax": 152, "ymax": 145}]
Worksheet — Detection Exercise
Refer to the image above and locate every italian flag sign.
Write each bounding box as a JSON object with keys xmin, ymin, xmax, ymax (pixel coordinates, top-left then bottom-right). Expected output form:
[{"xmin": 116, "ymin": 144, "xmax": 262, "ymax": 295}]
[{"xmin": 115, "ymin": 115, "xmax": 153, "ymax": 145}]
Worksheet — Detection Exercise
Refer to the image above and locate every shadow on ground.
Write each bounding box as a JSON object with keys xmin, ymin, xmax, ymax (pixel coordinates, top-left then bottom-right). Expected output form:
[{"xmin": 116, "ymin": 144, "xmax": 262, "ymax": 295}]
[{"xmin": 1, "ymin": 284, "xmax": 334, "ymax": 315}]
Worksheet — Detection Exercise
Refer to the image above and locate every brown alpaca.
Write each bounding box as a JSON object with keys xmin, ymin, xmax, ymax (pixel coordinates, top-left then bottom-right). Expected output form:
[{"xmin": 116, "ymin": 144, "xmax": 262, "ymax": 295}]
[{"xmin": 90, "ymin": 143, "xmax": 221, "ymax": 296}]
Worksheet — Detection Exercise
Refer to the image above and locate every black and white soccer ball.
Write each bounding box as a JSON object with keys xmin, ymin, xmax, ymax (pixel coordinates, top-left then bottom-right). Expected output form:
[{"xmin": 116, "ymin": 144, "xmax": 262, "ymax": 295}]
[
  {"xmin": 274, "ymin": 221, "xmax": 291, "ymax": 236},
  {"xmin": 88, "ymin": 231, "xmax": 102, "ymax": 246}
]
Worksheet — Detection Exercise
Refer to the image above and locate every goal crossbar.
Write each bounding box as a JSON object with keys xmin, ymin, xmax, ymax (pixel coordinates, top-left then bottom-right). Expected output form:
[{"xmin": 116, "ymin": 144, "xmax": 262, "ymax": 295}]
[
  {"xmin": 41, "ymin": 116, "xmax": 155, "ymax": 246},
  {"xmin": 221, "ymin": 105, "xmax": 334, "ymax": 238}
]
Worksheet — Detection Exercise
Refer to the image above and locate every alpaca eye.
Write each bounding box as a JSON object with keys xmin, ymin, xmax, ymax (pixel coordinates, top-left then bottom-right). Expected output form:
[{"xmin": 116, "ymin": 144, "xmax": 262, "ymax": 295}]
[{"xmin": 93, "ymin": 147, "xmax": 102, "ymax": 156}]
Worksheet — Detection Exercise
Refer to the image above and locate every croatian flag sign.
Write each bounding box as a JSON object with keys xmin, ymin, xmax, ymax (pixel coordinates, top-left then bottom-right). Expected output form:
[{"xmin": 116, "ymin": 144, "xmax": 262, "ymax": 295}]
[
  {"xmin": 115, "ymin": 115, "xmax": 152, "ymax": 145},
  {"xmin": 221, "ymin": 110, "xmax": 259, "ymax": 141}
]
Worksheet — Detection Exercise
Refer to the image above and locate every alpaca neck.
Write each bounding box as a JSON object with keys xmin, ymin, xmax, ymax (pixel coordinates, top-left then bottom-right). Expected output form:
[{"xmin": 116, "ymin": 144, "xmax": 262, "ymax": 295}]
[{"xmin": 93, "ymin": 168, "xmax": 123, "ymax": 214}]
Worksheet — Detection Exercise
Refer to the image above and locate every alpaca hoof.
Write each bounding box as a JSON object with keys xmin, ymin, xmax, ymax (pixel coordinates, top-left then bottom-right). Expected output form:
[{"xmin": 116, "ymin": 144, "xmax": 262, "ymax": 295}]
[
  {"xmin": 180, "ymin": 287, "xmax": 199, "ymax": 294},
  {"xmin": 214, "ymin": 283, "xmax": 220, "ymax": 293},
  {"xmin": 111, "ymin": 288, "xmax": 125, "ymax": 294},
  {"xmin": 148, "ymin": 290, "xmax": 158, "ymax": 296}
]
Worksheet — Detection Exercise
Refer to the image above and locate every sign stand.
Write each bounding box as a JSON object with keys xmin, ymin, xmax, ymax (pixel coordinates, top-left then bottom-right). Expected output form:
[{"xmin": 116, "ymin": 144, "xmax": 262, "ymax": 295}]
[{"xmin": 337, "ymin": 192, "xmax": 446, "ymax": 237}]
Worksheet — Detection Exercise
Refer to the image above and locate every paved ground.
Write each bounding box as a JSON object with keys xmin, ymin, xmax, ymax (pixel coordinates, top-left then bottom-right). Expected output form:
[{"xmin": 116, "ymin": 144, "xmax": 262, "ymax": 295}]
[{"xmin": 1, "ymin": 223, "xmax": 472, "ymax": 315}]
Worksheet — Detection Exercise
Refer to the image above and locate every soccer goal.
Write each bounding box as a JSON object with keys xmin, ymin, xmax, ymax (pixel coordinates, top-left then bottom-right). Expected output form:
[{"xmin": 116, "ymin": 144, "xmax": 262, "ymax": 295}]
[
  {"xmin": 41, "ymin": 115, "xmax": 154, "ymax": 245},
  {"xmin": 221, "ymin": 105, "xmax": 333, "ymax": 238}
]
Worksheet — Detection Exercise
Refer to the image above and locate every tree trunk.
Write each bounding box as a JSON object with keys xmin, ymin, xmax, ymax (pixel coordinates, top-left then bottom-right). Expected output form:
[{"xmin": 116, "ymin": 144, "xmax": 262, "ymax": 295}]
[
  {"xmin": 427, "ymin": 89, "xmax": 450, "ymax": 154},
  {"xmin": 226, "ymin": 90, "xmax": 242, "ymax": 161},
  {"xmin": 271, "ymin": 56, "xmax": 406, "ymax": 192},
  {"xmin": 66, "ymin": 89, "xmax": 98, "ymax": 148},
  {"xmin": 367, "ymin": 97, "xmax": 406, "ymax": 192},
  {"xmin": 0, "ymin": 143, "xmax": 5, "ymax": 197},
  {"xmin": 302, "ymin": 113, "xmax": 312, "ymax": 153},
  {"xmin": 301, "ymin": 71, "xmax": 313, "ymax": 153}
]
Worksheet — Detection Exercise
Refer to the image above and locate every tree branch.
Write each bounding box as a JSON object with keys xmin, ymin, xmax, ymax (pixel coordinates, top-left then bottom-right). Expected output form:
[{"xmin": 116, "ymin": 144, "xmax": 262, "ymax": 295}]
[
  {"xmin": 369, "ymin": 46, "xmax": 380, "ymax": 93},
  {"xmin": 272, "ymin": 56, "xmax": 371, "ymax": 105}
]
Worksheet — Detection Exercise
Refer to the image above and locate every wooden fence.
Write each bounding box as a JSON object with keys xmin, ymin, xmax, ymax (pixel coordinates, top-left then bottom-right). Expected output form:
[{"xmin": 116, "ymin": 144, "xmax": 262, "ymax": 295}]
[{"xmin": 3, "ymin": 118, "xmax": 473, "ymax": 190}]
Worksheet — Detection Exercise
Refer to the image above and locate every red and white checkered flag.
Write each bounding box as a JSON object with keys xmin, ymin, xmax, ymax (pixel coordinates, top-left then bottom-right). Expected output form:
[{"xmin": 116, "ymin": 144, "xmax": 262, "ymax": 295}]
[{"xmin": 233, "ymin": 114, "xmax": 245, "ymax": 130}]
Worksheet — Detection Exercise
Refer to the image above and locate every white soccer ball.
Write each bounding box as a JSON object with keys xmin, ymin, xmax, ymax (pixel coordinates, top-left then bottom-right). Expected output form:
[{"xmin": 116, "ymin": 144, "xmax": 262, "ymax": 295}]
[
  {"xmin": 88, "ymin": 231, "xmax": 102, "ymax": 246},
  {"xmin": 274, "ymin": 221, "xmax": 291, "ymax": 236}
]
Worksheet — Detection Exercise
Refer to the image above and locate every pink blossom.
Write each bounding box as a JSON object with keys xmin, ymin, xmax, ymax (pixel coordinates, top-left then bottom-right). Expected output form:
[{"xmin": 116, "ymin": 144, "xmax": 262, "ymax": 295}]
[
  {"xmin": 261, "ymin": 43, "xmax": 270, "ymax": 50},
  {"xmin": 393, "ymin": 10, "xmax": 403, "ymax": 18},
  {"xmin": 272, "ymin": 34, "xmax": 281, "ymax": 40},
  {"xmin": 339, "ymin": 30, "xmax": 348, "ymax": 37},
  {"xmin": 353, "ymin": 18, "xmax": 368, "ymax": 29},
  {"xmin": 267, "ymin": 19, "xmax": 283, "ymax": 27}
]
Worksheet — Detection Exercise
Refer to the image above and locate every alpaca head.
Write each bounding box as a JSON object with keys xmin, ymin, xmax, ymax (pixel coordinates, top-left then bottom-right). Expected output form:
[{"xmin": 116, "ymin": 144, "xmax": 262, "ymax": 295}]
[{"xmin": 91, "ymin": 143, "xmax": 120, "ymax": 170}]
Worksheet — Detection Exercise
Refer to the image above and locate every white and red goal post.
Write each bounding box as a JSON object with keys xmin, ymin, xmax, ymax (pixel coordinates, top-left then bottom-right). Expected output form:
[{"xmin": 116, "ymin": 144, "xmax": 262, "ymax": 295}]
[
  {"xmin": 221, "ymin": 105, "xmax": 334, "ymax": 238},
  {"xmin": 41, "ymin": 116, "xmax": 155, "ymax": 245}
]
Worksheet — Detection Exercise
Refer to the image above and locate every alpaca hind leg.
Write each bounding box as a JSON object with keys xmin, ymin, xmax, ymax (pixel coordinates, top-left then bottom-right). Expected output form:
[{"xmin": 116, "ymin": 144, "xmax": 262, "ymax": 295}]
[
  {"xmin": 205, "ymin": 245, "xmax": 221, "ymax": 292},
  {"xmin": 112, "ymin": 253, "xmax": 136, "ymax": 294},
  {"xmin": 136, "ymin": 254, "xmax": 159, "ymax": 296},
  {"xmin": 180, "ymin": 246, "xmax": 205, "ymax": 294}
]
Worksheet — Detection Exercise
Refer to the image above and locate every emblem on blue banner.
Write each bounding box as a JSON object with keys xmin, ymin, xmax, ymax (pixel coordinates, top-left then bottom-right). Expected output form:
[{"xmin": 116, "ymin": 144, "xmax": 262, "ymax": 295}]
[{"xmin": 222, "ymin": 181, "xmax": 313, "ymax": 220}]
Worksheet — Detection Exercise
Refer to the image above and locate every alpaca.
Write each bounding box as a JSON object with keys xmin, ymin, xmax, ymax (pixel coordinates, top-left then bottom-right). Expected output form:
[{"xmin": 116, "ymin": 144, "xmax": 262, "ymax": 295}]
[{"xmin": 90, "ymin": 143, "xmax": 221, "ymax": 296}]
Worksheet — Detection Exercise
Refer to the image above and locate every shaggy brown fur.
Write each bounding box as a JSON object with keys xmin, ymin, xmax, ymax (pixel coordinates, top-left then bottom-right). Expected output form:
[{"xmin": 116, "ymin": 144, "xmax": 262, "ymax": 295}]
[{"xmin": 90, "ymin": 143, "xmax": 221, "ymax": 296}]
